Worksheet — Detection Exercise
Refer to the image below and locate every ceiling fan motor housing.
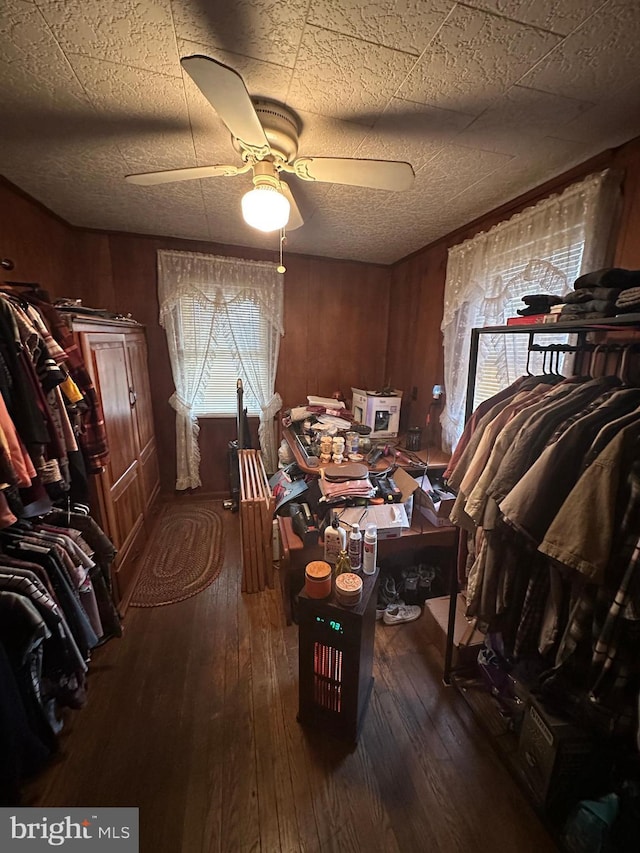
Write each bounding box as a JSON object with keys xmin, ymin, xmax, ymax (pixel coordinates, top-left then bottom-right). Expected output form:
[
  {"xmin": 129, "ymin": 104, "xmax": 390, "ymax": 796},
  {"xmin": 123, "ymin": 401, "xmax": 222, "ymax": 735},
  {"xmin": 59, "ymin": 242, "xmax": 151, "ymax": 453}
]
[{"xmin": 233, "ymin": 99, "xmax": 301, "ymax": 164}]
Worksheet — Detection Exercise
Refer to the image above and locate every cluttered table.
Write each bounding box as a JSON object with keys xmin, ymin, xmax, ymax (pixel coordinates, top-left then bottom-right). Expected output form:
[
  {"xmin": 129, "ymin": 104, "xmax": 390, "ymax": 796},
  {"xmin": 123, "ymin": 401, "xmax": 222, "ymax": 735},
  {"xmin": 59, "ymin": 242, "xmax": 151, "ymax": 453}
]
[
  {"xmin": 282, "ymin": 424, "xmax": 451, "ymax": 476},
  {"xmin": 278, "ymin": 512, "xmax": 458, "ymax": 625},
  {"xmin": 275, "ymin": 397, "xmax": 458, "ymax": 625}
]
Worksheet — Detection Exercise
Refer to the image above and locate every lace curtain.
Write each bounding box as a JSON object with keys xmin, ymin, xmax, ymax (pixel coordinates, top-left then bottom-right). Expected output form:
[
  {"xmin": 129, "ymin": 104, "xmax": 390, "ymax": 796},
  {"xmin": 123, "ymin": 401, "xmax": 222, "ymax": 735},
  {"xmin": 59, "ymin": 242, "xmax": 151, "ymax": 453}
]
[
  {"xmin": 157, "ymin": 250, "xmax": 284, "ymax": 490},
  {"xmin": 440, "ymin": 169, "xmax": 621, "ymax": 452}
]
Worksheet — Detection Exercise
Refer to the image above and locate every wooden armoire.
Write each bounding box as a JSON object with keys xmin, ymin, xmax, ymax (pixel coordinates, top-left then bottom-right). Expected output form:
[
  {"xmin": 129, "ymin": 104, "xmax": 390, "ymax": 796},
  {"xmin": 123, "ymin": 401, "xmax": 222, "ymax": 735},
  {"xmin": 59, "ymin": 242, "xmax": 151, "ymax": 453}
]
[{"xmin": 74, "ymin": 319, "xmax": 160, "ymax": 608}]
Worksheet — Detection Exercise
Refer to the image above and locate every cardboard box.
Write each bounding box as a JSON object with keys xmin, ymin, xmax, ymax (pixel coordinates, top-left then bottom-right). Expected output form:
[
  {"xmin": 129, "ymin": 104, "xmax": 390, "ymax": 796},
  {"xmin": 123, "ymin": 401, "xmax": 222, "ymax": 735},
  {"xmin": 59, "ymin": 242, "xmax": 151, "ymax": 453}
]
[
  {"xmin": 424, "ymin": 594, "xmax": 485, "ymax": 668},
  {"xmin": 516, "ymin": 698, "xmax": 593, "ymax": 812},
  {"xmin": 351, "ymin": 388, "xmax": 402, "ymax": 438},
  {"xmin": 338, "ymin": 503, "xmax": 409, "ymax": 540},
  {"xmin": 391, "ymin": 465, "xmax": 418, "ymax": 527},
  {"xmin": 412, "ymin": 473, "xmax": 456, "ymax": 527}
]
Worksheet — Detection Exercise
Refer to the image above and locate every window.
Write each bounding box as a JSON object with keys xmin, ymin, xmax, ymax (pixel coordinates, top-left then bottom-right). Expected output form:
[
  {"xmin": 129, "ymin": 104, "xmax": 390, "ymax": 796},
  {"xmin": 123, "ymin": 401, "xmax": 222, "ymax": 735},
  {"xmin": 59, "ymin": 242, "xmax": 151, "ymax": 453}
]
[
  {"xmin": 471, "ymin": 246, "xmax": 584, "ymax": 409},
  {"xmin": 178, "ymin": 295, "xmax": 268, "ymax": 417},
  {"xmin": 440, "ymin": 169, "xmax": 621, "ymax": 452},
  {"xmin": 157, "ymin": 250, "xmax": 284, "ymax": 489}
]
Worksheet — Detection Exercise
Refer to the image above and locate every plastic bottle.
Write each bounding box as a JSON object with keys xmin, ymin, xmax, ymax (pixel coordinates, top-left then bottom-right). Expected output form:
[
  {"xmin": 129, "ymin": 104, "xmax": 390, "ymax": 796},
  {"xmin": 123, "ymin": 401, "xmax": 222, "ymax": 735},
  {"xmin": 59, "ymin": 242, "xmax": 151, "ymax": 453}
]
[
  {"xmin": 323, "ymin": 513, "xmax": 347, "ymax": 565},
  {"xmin": 348, "ymin": 523, "xmax": 362, "ymax": 571},
  {"xmin": 362, "ymin": 523, "xmax": 377, "ymax": 575}
]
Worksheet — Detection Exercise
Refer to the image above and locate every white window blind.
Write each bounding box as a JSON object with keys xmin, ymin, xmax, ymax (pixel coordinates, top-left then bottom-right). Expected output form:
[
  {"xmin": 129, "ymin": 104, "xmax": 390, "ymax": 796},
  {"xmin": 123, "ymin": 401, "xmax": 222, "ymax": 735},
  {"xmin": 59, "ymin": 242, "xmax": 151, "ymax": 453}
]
[
  {"xmin": 472, "ymin": 240, "xmax": 584, "ymax": 409},
  {"xmin": 440, "ymin": 169, "xmax": 621, "ymax": 452},
  {"xmin": 179, "ymin": 296, "xmax": 267, "ymax": 417}
]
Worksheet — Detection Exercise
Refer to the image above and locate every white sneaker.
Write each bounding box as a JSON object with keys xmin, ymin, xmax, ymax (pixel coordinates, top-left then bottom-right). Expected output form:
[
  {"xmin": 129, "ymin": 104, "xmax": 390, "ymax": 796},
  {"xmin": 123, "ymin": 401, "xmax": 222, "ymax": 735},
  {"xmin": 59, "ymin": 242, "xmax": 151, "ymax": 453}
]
[{"xmin": 383, "ymin": 604, "xmax": 422, "ymax": 625}]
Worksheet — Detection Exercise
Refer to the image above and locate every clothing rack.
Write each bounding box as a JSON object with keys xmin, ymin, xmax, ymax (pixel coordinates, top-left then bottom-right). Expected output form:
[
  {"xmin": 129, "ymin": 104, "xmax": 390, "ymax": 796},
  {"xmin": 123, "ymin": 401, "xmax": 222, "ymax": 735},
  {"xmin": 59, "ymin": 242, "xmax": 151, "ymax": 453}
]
[
  {"xmin": 447, "ymin": 314, "xmax": 640, "ymax": 683},
  {"xmin": 463, "ymin": 313, "xmax": 640, "ymax": 423},
  {"xmin": 441, "ymin": 313, "xmax": 640, "ymax": 837}
]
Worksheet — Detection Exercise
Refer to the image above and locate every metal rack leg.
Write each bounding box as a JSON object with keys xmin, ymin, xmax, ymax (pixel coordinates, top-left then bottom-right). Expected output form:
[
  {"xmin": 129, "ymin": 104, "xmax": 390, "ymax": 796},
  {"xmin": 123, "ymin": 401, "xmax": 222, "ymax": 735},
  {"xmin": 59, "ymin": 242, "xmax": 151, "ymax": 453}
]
[{"xmin": 443, "ymin": 531, "xmax": 459, "ymax": 685}]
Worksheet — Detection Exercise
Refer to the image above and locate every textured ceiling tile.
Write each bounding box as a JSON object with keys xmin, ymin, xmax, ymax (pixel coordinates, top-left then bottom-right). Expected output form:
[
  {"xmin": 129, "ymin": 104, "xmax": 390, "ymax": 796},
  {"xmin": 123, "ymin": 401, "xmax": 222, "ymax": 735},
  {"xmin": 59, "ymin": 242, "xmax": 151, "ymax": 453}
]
[
  {"xmin": 206, "ymin": 214, "xmax": 278, "ymax": 254},
  {"xmin": 355, "ymin": 97, "xmax": 475, "ymax": 171},
  {"xmin": 424, "ymin": 144, "xmax": 513, "ymax": 186},
  {"xmin": 2, "ymin": 0, "xmax": 640, "ymax": 265},
  {"xmin": 287, "ymin": 25, "xmax": 415, "ymax": 120},
  {"xmin": 35, "ymin": 0, "xmax": 180, "ymax": 76},
  {"xmin": 68, "ymin": 55, "xmax": 196, "ymax": 171},
  {"xmin": 554, "ymin": 82, "xmax": 640, "ymax": 150},
  {"xmin": 455, "ymin": 85, "xmax": 593, "ymax": 155},
  {"xmin": 293, "ymin": 110, "xmax": 369, "ymax": 158},
  {"xmin": 307, "ymin": 0, "xmax": 455, "ymax": 55},
  {"xmin": 520, "ymin": 0, "xmax": 640, "ymax": 101},
  {"xmin": 79, "ymin": 178, "xmax": 209, "ymax": 235},
  {"xmin": 1, "ymin": 0, "xmax": 92, "ymax": 110},
  {"xmin": 171, "ymin": 0, "xmax": 308, "ymax": 68},
  {"xmin": 0, "ymin": 139, "xmax": 131, "ymax": 222},
  {"xmin": 200, "ymin": 174, "xmax": 254, "ymax": 230},
  {"xmin": 282, "ymin": 177, "xmax": 334, "ymax": 221},
  {"xmin": 399, "ymin": 6, "xmax": 561, "ymax": 114},
  {"xmin": 451, "ymin": 136, "xmax": 591, "ymax": 215},
  {"xmin": 288, "ymin": 221, "xmax": 393, "ymax": 263},
  {"xmin": 464, "ymin": 0, "xmax": 606, "ymax": 35},
  {"xmin": 288, "ymin": 166, "xmax": 488, "ymax": 263},
  {"xmin": 267, "ymin": 188, "xmax": 394, "ymax": 262}
]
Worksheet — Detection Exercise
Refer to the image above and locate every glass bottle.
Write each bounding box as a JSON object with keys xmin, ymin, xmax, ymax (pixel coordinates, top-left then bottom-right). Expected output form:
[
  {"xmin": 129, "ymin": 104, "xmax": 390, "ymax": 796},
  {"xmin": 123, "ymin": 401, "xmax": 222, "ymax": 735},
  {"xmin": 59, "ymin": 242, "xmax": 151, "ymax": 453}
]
[{"xmin": 335, "ymin": 549, "xmax": 350, "ymax": 577}]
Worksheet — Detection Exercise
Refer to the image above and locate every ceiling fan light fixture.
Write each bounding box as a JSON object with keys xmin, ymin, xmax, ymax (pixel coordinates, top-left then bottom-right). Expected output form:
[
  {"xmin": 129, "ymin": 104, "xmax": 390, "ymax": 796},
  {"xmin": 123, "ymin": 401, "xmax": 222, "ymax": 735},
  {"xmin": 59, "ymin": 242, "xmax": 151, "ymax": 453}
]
[{"xmin": 241, "ymin": 184, "xmax": 290, "ymax": 232}]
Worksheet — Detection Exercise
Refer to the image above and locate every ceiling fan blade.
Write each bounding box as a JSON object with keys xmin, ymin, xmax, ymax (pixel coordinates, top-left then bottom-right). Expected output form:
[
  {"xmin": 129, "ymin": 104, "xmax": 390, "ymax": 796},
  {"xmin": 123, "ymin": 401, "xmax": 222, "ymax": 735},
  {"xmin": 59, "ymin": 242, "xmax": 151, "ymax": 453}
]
[
  {"xmin": 181, "ymin": 55, "xmax": 270, "ymax": 159},
  {"xmin": 291, "ymin": 157, "xmax": 414, "ymax": 191},
  {"xmin": 279, "ymin": 180, "xmax": 304, "ymax": 231},
  {"xmin": 126, "ymin": 163, "xmax": 246, "ymax": 186}
]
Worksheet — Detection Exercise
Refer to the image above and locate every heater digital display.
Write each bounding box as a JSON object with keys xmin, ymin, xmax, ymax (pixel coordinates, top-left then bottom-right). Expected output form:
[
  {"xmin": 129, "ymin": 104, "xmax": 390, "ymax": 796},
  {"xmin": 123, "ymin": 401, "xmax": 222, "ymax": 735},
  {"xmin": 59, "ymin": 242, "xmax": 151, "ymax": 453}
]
[{"xmin": 315, "ymin": 616, "xmax": 344, "ymax": 634}]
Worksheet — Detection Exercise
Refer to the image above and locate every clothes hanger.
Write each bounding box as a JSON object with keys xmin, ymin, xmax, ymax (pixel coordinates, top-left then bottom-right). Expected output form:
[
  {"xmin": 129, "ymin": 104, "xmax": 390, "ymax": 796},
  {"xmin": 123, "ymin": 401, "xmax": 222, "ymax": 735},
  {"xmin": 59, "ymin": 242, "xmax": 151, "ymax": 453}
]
[
  {"xmin": 618, "ymin": 344, "xmax": 633, "ymax": 384},
  {"xmin": 553, "ymin": 345, "xmax": 564, "ymax": 377},
  {"xmin": 525, "ymin": 346, "xmax": 533, "ymax": 376},
  {"xmin": 589, "ymin": 343, "xmax": 606, "ymax": 379}
]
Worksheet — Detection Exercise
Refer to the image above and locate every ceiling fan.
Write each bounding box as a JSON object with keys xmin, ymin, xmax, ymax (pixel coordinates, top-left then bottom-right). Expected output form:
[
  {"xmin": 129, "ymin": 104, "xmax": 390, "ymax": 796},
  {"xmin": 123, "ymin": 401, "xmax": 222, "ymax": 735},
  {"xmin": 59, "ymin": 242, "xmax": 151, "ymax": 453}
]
[{"xmin": 125, "ymin": 55, "xmax": 415, "ymax": 233}]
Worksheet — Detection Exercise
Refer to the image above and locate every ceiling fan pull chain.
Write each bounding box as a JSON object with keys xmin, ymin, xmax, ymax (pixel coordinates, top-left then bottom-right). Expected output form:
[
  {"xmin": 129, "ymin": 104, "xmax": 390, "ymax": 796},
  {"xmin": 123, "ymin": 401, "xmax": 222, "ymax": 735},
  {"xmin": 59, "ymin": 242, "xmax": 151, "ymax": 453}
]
[{"xmin": 277, "ymin": 229, "xmax": 286, "ymax": 274}]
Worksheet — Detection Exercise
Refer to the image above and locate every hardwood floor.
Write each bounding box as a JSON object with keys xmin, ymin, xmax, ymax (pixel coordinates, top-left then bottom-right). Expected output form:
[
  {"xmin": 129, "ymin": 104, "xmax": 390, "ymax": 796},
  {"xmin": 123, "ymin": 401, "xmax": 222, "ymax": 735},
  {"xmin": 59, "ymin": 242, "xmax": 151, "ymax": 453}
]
[{"xmin": 23, "ymin": 501, "xmax": 559, "ymax": 852}]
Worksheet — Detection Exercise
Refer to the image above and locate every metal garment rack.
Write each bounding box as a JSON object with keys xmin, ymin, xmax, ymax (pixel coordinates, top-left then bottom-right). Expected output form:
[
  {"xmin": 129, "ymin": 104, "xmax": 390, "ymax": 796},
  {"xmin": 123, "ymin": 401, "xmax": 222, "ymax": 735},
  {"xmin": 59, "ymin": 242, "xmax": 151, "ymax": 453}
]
[{"xmin": 443, "ymin": 313, "xmax": 640, "ymax": 684}]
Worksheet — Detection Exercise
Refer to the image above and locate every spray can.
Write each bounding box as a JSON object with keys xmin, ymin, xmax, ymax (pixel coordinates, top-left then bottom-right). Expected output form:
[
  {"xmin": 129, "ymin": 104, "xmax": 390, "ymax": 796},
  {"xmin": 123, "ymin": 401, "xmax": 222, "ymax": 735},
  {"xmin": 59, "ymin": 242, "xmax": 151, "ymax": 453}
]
[
  {"xmin": 348, "ymin": 523, "xmax": 362, "ymax": 571},
  {"xmin": 362, "ymin": 523, "xmax": 377, "ymax": 575}
]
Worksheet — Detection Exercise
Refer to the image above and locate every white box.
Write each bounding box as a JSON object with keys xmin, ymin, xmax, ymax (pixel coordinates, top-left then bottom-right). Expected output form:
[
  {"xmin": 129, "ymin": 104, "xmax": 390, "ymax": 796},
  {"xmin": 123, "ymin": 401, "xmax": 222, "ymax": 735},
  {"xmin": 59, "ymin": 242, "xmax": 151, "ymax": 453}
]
[
  {"xmin": 424, "ymin": 595, "xmax": 485, "ymax": 667},
  {"xmin": 351, "ymin": 388, "xmax": 403, "ymax": 438},
  {"xmin": 338, "ymin": 503, "xmax": 409, "ymax": 540}
]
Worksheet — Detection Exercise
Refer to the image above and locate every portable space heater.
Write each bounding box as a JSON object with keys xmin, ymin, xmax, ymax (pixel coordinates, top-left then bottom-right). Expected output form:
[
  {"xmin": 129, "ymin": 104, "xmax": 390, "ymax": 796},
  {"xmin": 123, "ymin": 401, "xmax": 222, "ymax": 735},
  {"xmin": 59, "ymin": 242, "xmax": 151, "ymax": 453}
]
[{"xmin": 297, "ymin": 570, "xmax": 379, "ymax": 743}]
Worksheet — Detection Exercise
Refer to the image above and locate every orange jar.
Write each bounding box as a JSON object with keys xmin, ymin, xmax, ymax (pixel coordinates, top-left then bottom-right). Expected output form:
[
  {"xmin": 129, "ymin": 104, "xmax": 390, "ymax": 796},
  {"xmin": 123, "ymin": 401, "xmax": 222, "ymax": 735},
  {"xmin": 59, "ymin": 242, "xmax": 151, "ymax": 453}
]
[{"xmin": 304, "ymin": 560, "xmax": 332, "ymax": 599}]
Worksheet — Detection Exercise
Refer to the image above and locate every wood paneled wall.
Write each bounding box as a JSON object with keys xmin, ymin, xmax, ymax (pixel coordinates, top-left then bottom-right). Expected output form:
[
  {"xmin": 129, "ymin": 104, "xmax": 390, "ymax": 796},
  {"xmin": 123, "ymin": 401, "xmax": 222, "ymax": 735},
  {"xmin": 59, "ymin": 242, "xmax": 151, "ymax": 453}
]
[
  {"xmin": 386, "ymin": 138, "xmax": 640, "ymax": 450},
  {"xmin": 70, "ymin": 230, "xmax": 389, "ymax": 495},
  {"xmin": 3, "ymin": 134, "xmax": 640, "ymax": 496},
  {"xmin": 0, "ymin": 178, "xmax": 77, "ymax": 300}
]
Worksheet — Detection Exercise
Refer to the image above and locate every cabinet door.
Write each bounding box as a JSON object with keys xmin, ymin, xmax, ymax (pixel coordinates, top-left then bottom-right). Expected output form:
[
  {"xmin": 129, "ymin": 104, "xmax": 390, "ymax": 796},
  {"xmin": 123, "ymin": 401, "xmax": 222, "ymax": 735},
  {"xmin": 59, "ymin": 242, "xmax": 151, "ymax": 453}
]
[
  {"xmin": 125, "ymin": 332, "xmax": 160, "ymax": 515},
  {"xmin": 81, "ymin": 332, "xmax": 146, "ymax": 601},
  {"xmin": 85, "ymin": 334, "xmax": 139, "ymax": 480}
]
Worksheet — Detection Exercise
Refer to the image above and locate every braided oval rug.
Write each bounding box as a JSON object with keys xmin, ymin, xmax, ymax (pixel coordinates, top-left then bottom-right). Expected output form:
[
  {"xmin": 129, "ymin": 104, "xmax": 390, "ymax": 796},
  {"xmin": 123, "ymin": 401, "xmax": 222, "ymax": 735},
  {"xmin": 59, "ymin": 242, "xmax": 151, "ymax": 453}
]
[{"xmin": 129, "ymin": 501, "xmax": 224, "ymax": 607}]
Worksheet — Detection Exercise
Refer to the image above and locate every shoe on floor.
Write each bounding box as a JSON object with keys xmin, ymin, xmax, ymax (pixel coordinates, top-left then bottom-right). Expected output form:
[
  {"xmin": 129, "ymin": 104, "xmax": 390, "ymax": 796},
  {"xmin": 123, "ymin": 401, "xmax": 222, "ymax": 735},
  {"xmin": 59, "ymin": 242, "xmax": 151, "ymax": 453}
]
[
  {"xmin": 383, "ymin": 604, "xmax": 422, "ymax": 625},
  {"xmin": 376, "ymin": 601, "xmax": 403, "ymax": 620}
]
